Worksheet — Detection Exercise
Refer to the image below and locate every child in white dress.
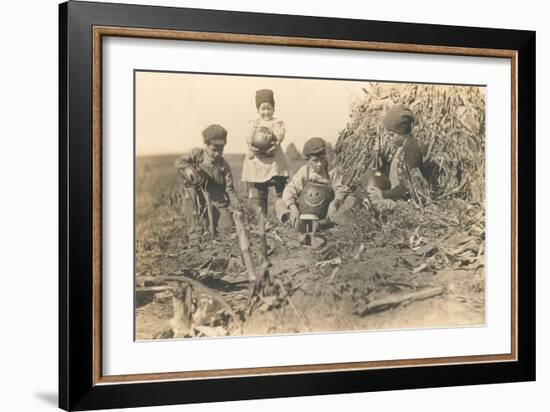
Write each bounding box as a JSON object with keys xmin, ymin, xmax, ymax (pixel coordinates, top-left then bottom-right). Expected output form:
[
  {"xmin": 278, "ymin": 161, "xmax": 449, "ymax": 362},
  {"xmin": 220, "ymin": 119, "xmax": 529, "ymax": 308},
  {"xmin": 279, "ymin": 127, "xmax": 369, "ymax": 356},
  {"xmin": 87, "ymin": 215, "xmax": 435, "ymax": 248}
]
[{"xmin": 241, "ymin": 89, "xmax": 290, "ymax": 216}]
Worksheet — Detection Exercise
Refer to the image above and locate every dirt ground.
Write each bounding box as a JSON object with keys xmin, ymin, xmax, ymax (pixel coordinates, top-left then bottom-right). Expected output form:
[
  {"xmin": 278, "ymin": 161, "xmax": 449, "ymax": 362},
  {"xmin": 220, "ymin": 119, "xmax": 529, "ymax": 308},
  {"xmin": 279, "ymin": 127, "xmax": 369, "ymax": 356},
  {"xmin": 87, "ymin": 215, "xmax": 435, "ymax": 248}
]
[{"xmin": 135, "ymin": 154, "xmax": 485, "ymax": 340}]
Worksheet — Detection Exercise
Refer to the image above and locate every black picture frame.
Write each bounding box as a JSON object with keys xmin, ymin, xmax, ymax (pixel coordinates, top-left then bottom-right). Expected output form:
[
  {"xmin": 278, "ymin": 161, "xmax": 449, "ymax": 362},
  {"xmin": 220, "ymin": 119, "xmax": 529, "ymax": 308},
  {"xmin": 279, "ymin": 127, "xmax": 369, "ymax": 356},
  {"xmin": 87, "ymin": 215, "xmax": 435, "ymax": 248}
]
[{"xmin": 59, "ymin": 1, "xmax": 535, "ymax": 410}]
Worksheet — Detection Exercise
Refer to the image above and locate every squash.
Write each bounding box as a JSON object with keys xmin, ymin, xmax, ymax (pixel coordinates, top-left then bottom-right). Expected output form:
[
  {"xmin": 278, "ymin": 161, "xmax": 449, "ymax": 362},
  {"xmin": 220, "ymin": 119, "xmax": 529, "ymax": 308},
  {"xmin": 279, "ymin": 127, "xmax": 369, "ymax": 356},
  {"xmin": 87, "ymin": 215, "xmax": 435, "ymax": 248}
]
[{"xmin": 251, "ymin": 126, "xmax": 275, "ymax": 153}]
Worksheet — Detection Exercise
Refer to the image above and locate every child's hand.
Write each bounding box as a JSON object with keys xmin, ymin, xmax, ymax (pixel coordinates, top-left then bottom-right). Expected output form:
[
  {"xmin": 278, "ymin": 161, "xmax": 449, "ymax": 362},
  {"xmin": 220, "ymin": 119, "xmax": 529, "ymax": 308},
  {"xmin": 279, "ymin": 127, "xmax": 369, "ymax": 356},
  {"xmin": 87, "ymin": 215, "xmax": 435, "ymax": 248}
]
[
  {"xmin": 367, "ymin": 186, "xmax": 383, "ymax": 200},
  {"xmin": 246, "ymin": 150, "xmax": 255, "ymax": 159}
]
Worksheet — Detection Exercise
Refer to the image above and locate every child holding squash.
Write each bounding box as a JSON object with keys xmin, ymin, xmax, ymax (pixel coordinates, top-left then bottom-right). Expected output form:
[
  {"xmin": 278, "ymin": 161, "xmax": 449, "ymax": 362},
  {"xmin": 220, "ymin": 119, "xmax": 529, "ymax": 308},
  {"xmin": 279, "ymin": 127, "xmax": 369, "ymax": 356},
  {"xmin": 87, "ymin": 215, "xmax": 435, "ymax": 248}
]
[{"xmin": 241, "ymin": 89, "xmax": 290, "ymax": 216}]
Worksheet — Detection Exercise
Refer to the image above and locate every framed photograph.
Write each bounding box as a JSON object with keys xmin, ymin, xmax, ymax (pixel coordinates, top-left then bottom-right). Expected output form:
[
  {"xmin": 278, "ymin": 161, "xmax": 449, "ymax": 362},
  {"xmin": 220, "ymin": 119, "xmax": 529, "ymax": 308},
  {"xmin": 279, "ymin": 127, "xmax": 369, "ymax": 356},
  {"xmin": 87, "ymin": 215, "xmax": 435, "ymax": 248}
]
[{"xmin": 59, "ymin": 1, "xmax": 535, "ymax": 410}]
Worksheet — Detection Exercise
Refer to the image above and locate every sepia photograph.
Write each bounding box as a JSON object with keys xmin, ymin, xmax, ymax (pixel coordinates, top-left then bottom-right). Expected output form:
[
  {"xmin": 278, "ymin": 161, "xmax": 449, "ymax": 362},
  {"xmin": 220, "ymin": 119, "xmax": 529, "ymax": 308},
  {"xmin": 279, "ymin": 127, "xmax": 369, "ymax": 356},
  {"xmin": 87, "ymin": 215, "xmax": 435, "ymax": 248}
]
[{"xmin": 134, "ymin": 70, "xmax": 486, "ymax": 340}]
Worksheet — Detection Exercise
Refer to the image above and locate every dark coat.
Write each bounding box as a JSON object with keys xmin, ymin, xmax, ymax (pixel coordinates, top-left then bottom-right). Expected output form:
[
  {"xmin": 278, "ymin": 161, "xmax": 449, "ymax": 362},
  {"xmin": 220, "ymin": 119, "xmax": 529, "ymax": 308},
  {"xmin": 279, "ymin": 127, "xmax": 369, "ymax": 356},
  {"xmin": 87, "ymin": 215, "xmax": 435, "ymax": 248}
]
[
  {"xmin": 174, "ymin": 148, "xmax": 240, "ymax": 208},
  {"xmin": 380, "ymin": 137, "xmax": 424, "ymax": 200}
]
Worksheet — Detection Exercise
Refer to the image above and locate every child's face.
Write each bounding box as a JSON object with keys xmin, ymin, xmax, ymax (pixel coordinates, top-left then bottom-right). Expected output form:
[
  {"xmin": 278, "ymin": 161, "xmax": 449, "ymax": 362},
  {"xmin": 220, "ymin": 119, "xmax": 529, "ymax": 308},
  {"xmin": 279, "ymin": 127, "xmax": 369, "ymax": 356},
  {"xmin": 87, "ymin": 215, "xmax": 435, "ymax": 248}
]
[
  {"xmin": 307, "ymin": 154, "xmax": 327, "ymax": 174},
  {"xmin": 258, "ymin": 102, "xmax": 274, "ymax": 121},
  {"xmin": 206, "ymin": 142, "xmax": 225, "ymax": 159},
  {"xmin": 389, "ymin": 131, "xmax": 406, "ymax": 147}
]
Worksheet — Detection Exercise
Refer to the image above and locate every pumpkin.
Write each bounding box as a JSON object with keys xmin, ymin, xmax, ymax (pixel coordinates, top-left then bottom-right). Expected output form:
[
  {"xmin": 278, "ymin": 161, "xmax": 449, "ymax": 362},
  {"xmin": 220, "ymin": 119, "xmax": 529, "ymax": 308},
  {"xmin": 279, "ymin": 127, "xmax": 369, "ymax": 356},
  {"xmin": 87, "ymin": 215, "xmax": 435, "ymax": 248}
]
[
  {"xmin": 251, "ymin": 126, "xmax": 275, "ymax": 153},
  {"xmin": 298, "ymin": 182, "xmax": 335, "ymax": 220}
]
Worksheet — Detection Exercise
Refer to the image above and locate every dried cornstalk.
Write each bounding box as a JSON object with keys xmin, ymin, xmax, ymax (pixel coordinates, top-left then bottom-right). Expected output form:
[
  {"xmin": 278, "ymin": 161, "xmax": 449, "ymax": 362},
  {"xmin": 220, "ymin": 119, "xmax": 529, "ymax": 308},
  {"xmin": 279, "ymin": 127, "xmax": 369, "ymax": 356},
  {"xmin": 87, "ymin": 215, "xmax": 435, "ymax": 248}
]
[
  {"xmin": 356, "ymin": 286, "xmax": 445, "ymax": 315},
  {"xmin": 169, "ymin": 284, "xmax": 193, "ymax": 338},
  {"xmin": 200, "ymin": 188, "xmax": 215, "ymax": 236},
  {"xmin": 233, "ymin": 210, "xmax": 257, "ymax": 282},
  {"xmin": 161, "ymin": 275, "xmax": 243, "ymax": 332},
  {"xmin": 258, "ymin": 209, "xmax": 268, "ymax": 262},
  {"xmin": 336, "ymin": 83, "xmax": 485, "ymax": 202}
]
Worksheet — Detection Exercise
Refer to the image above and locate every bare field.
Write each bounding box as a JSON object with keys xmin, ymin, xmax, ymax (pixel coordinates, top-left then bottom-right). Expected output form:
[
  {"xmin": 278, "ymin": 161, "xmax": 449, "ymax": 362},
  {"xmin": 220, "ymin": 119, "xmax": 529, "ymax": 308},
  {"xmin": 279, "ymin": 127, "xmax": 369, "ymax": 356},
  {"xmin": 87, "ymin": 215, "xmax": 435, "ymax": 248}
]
[{"xmin": 135, "ymin": 154, "xmax": 485, "ymax": 340}]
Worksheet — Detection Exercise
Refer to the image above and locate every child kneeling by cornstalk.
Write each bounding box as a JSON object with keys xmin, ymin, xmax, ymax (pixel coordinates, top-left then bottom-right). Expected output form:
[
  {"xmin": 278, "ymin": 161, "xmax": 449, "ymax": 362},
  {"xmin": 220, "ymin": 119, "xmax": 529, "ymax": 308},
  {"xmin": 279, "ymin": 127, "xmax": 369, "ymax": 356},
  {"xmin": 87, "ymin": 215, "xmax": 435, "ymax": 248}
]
[
  {"xmin": 275, "ymin": 137, "xmax": 351, "ymax": 233},
  {"xmin": 365, "ymin": 105, "xmax": 429, "ymax": 207},
  {"xmin": 174, "ymin": 124, "xmax": 242, "ymax": 239}
]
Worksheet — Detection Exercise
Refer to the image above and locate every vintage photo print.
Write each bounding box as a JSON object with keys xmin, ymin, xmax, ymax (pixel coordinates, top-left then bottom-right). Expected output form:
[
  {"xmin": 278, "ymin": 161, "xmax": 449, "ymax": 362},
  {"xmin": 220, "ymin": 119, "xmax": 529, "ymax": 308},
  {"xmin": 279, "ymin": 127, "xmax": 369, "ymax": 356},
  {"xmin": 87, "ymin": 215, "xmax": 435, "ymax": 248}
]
[{"xmin": 134, "ymin": 71, "xmax": 486, "ymax": 340}]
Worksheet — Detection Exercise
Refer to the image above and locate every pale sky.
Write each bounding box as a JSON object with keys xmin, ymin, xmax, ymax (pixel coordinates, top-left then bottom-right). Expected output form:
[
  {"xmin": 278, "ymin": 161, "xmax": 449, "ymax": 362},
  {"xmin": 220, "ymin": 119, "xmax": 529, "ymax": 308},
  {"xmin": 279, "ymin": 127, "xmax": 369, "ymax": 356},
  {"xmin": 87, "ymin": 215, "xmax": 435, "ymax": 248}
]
[{"xmin": 135, "ymin": 71, "xmax": 369, "ymax": 156}]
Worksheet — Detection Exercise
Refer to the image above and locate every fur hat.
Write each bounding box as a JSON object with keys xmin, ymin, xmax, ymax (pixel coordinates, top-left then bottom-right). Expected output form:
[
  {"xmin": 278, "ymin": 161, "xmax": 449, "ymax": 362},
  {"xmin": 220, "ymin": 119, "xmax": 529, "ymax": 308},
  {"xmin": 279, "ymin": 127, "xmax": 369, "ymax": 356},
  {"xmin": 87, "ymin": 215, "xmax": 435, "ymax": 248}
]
[
  {"xmin": 255, "ymin": 89, "xmax": 275, "ymax": 110},
  {"xmin": 303, "ymin": 137, "xmax": 326, "ymax": 158},
  {"xmin": 202, "ymin": 124, "xmax": 227, "ymax": 145},
  {"xmin": 383, "ymin": 106, "xmax": 415, "ymax": 135}
]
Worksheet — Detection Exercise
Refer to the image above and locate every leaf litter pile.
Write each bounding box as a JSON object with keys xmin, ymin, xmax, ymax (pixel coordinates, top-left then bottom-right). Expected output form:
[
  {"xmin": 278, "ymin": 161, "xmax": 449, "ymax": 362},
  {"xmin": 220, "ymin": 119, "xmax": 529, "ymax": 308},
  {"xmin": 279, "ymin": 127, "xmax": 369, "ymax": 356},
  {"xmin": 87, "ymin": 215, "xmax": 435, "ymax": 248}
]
[{"xmin": 135, "ymin": 82, "xmax": 486, "ymax": 340}]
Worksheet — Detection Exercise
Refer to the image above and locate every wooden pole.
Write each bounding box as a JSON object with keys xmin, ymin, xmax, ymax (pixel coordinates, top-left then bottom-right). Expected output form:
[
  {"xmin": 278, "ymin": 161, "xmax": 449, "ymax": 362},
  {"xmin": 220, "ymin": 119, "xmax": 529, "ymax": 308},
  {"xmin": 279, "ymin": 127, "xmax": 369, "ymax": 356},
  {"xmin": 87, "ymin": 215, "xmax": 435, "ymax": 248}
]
[{"xmin": 233, "ymin": 210, "xmax": 257, "ymax": 282}]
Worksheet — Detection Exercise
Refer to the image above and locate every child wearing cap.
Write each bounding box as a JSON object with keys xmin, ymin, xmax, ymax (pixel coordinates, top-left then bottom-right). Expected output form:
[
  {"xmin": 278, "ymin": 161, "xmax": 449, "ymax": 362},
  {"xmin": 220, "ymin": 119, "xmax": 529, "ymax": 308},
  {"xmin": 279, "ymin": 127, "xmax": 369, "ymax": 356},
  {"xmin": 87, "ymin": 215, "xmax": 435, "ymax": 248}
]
[
  {"xmin": 367, "ymin": 105, "xmax": 426, "ymax": 202},
  {"xmin": 278, "ymin": 137, "xmax": 350, "ymax": 232},
  {"xmin": 174, "ymin": 124, "xmax": 242, "ymax": 238},
  {"xmin": 241, "ymin": 89, "xmax": 290, "ymax": 216}
]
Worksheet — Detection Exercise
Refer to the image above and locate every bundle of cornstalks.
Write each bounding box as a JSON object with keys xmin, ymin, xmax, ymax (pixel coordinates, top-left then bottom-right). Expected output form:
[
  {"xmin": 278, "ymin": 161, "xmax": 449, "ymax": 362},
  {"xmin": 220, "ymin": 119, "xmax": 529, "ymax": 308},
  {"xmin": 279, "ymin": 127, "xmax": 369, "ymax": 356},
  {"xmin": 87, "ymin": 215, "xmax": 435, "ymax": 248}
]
[
  {"xmin": 285, "ymin": 142, "xmax": 301, "ymax": 161},
  {"xmin": 335, "ymin": 82, "xmax": 486, "ymax": 203}
]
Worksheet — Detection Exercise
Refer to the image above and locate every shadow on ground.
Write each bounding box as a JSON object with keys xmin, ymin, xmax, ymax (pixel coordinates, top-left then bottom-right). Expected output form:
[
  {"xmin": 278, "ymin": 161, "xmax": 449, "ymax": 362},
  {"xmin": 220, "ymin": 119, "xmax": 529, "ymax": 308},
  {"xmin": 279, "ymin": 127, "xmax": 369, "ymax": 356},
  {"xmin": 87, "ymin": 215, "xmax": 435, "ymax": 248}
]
[{"xmin": 34, "ymin": 392, "xmax": 58, "ymax": 407}]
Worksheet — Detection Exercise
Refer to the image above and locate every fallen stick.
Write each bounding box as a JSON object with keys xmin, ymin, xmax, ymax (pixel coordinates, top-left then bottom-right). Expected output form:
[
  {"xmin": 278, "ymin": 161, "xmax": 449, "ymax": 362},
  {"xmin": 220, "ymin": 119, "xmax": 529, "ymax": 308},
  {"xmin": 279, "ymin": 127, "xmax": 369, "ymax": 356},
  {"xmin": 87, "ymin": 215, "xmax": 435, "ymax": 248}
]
[
  {"xmin": 200, "ymin": 187, "xmax": 215, "ymax": 236},
  {"xmin": 357, "ymin": 286, "xmax": 445, "ymax": 316},
  {"xmin": 136, "ymin": 286, "xmax": 172, "ymax": 293},
  {"xmin": 316, "ymin": 257, "xmax": 342, "ymax": 269},
  {"xmin": 161, "ymin": 275, "xmax": 243, "ymax": 333},
  {"xmin": 378, "ymin": 281, "xmax": 417, "ymax": 289},
  {"xmin": 233, "ymin": 210, "xmax": 257, "ymax": 282},
  {"xmin": 283, "ymin": 267, "xmax": 306, "ymax": 280},
  {"xmin": 353, "ymin": 243, "xmax": 366, "ymax": 261},
  {"xmin": 329, "ymin": 266, "xmax": 340, "ymax": 283}
]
